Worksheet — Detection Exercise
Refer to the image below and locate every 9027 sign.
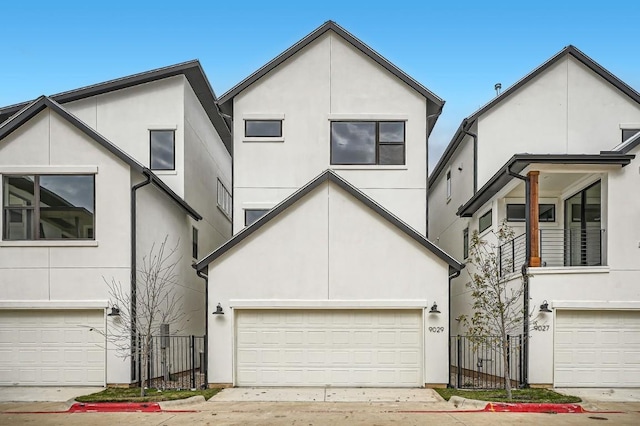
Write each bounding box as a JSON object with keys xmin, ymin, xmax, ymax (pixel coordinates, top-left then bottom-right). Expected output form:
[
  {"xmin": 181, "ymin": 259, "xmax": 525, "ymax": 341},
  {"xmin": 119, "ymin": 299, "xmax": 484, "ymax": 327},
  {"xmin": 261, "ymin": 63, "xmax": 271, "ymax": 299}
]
[
  {"xmin": 428, "ymin": 327, "xmax": 445, "ymax": 333},
  {"xmin": 533, "ymin": 325, "xmax": 550, "ymax": 332}
]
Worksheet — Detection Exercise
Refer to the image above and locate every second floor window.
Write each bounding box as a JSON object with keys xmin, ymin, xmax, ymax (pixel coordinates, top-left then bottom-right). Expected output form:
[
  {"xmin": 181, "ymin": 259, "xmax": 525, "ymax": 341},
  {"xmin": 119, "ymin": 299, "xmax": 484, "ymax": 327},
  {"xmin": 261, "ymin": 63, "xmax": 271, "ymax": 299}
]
[
  {"xmin": 479, "ymin": 209, "xmax": 492, "ymax": 234},
  {"xmin": 446, "ymin": 170, "xmax": 452, "ymax": 200},
  {"xmin": 331, "ymin": 121, "xmax": 405, "ymax": 165},
  {"xmin": 150, "ymin": 130, "xmax": 175, "ymax": 170},
  {"xmin": 3, "ymin": 174, "xmax": 95, "ymax": 240},
  {"xmin": 244, "ymin": 208, "xmax": 269, "ymax": 226},
  {"xmin": 463, "ymin": 227, "xmax": 469, "ymax": 259},
  {"xmin": 217, "ymin": 179, "xmax": 232, "ymax": 219},
  {"xmin": 245, "ymin": 120, "xmax": 282, "ymax": 137}
]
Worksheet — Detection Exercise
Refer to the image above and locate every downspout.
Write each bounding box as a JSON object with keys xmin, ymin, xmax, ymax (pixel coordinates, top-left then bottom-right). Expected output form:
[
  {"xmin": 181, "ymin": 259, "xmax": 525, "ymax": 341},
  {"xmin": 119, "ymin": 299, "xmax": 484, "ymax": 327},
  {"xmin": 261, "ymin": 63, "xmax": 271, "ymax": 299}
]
[
  {"xmin": 426, "ymin": 107, "xmax": 444, "ymax": 238},
  {"xmin": 130, "ymin": 171, "xmax": 152, "ymax": 381},
  {"xmin": 507, "ymin": 166, "xmax": 530, "ymax": 387},
  {"xmin": 447, "ymin": 268, "xmax": 461, "ymax": 388},
  {"xmin": 462, "ymin": 122, "xmax": 478, "ymax": 194},
  {"xmin": 195, "ymin": 267, "xmax": 209, "ymax": 386}
]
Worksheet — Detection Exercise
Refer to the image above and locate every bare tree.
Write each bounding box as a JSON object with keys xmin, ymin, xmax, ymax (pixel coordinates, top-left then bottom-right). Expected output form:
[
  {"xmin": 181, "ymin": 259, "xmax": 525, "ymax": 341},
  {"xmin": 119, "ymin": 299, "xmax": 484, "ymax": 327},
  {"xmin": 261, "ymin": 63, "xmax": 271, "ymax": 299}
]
[
  {"xmin": 460, "ymin": 221, "xmax": 534, "ymax": 399},
  {"xmin": 105, "ymin": 235, "xmax": 184, "ymax": 396}
]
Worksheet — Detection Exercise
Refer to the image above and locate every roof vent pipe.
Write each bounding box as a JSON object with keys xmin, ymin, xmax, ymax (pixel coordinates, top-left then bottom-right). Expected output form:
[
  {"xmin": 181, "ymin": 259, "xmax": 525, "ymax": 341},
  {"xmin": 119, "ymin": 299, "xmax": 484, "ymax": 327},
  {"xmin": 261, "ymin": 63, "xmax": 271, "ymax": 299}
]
[{"xmin": 495, "ymin": 83, "xmax": 502, "ymax": 96}]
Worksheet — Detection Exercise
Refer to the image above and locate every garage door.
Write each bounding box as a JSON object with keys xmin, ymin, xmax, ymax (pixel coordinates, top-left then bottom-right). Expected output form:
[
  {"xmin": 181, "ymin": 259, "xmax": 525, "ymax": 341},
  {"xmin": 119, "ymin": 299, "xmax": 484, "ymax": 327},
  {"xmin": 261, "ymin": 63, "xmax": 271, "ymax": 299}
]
[
  {"xmin": 555, "ymin": 310, "xmax": 640, "ymax": 387},
  {"xmin": 0, "ymin": 310, "xmax": 105, "ymax": 386},
  {"xmin": 235, "ymin": 309, "xmax": 423, "ymax": 387}
]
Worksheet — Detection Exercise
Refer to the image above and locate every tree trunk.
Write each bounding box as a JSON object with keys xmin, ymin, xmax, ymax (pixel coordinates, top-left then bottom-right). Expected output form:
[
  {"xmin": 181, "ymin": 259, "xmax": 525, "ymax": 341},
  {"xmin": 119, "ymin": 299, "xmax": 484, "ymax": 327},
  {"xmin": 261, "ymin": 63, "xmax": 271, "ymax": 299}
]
[{"xmin": 502, "ymin": 334, "xmax": 512, "ymax": 399}]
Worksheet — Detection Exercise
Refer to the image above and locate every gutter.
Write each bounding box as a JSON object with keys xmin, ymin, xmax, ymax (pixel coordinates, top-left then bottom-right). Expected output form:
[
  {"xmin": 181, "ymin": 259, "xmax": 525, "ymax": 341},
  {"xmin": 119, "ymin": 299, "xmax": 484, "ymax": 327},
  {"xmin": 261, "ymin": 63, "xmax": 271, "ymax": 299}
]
[
  {"xmin": 462, "ymin": 121, "xmax": 478, "ymax": 194},
  {"xmin": 195, "ymin": 267, "xmax": 209, "ymax": 386},
  {"xmin": 130, "ymin": 172, "xmax": 152, "ymax": 381}
]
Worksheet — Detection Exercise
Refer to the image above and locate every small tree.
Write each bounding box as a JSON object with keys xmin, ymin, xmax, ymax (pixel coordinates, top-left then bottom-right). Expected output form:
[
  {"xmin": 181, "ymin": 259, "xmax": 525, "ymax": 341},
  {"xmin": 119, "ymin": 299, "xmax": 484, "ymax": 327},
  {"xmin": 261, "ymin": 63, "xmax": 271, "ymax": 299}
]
[
  {"xmin": 105, "ymin": 236, "xmax": 184, "ymax": 396},
  {"xmin": 461, "ymin": 221, "xmax": 533, "ymax": 399}
]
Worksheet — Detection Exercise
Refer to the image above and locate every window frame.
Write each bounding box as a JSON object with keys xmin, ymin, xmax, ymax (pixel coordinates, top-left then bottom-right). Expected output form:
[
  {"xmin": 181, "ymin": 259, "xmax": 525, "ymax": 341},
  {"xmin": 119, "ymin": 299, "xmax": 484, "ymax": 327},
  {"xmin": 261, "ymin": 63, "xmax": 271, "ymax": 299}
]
[
  {"xmin": 622, "ymin": 128, "xmax": 640, "ymax": 142},
  {"xmin": 244, "ymin": 208, "xmax": 269, "ymax": 227},
  {"xmin": 478, "ymin": 209, "xmax": 492, "ymax": 234},
  {"xmin": 506, "ymin": 203, "xmax": 556, "ymax": 223},
  {"xmin": 330, "ymin": 121, "xmax": 406, "ymax": 166},
  {"xmin": 149, "ymin": 129, "xmax": 176, "ymax": 171},
  {"xmin": 2, "ymin": 174, "xmax": 96, "ymax": 241},
  {"xmin": 244, "ymin": 120, "xmax": 283, "ymax": 138},
  {"xmin": 216, "ymin": 179, "xmax": 232, "ymax": 220}
]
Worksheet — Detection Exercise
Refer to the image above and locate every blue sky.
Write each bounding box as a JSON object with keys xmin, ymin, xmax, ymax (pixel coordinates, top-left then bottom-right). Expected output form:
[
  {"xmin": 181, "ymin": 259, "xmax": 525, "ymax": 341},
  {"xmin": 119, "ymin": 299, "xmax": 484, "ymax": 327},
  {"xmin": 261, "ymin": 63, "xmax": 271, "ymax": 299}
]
[{"xmin": 2, "ymin": 1, "xmax": 639, "ymax": 169}]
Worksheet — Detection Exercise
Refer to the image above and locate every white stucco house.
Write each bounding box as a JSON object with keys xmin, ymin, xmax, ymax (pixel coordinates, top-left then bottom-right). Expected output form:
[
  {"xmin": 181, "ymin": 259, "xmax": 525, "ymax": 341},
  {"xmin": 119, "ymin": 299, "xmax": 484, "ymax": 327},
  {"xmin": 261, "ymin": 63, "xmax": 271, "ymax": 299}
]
[
  {"xmin": 195, "ymin": 21, "xmax": 462, "ymax": 388},
  {"xmin": 429, "ymin": 45, "xmax": 640, "ymax": 388},
  {"xmin": 0, "ymin": 62, "xmax": 232, "ymax": 386}
]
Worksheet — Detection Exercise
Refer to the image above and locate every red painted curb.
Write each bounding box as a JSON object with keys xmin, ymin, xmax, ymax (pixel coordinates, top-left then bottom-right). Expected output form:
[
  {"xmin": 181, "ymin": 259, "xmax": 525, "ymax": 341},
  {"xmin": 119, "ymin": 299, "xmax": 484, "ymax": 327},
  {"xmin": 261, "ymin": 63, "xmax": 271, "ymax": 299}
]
[
  {"xmin": 484, "ymin": 402, "xmax": 584, "ymax": 413},
  {"xmin": 69, "ymin": 402, "xmax": 162, "ymax": 413}
]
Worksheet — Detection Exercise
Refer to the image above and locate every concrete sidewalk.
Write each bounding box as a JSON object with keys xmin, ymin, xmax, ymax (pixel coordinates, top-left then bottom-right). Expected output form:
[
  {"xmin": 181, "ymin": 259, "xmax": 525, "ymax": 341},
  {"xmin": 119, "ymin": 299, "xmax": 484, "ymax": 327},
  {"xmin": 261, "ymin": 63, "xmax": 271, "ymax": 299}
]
[{"xmin": 0, "ymin": 386, "xmax": 103, "ymax": 402}]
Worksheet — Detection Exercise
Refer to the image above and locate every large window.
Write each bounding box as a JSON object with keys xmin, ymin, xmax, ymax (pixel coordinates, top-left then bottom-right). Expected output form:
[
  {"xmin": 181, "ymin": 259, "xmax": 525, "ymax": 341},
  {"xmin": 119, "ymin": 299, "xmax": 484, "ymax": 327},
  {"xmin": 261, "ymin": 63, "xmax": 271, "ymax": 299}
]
[
  {"xmin": 506, "ymin": 204, "xmax": 556, "ymax": 222},
  {"xmin": 330, "ymin": 121, "xmax": 405, "ymax": 165},
  {"xmin": 479, "ymin": 209, "xmax": 492, "ymax": 233},
  {"xmin": 245, "ymin": 120, "xmax": 282, "ymax": 137},
  {"xmin": 217, "ymin": 179, "xmax": 232, "ymax": 219},
  {"xmin": 3, "ymin": 175, "xmax": 95, "ymax": 240},
  {"xmin": 150, "ymin": 130, "xmax": 175, "ymax": 170}
]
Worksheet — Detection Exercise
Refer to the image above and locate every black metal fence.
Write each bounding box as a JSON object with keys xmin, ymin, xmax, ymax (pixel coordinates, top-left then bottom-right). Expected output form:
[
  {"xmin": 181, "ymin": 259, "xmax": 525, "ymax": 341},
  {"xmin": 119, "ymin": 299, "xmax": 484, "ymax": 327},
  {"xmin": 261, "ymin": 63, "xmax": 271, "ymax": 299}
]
[
  {"xmin": 540, "ymin": 228, "xmax": 603, "ymax": 267},
  {"xmin": 498, "ymin": 233, "xmax": 526, "ymax": 276},
  {"xmin": 137, "ymin": 335, "xmax": 206, "ymax": 390},
  {"xmin": 450, "ymin": 335, "xmax": 523, "ymax": 389}
]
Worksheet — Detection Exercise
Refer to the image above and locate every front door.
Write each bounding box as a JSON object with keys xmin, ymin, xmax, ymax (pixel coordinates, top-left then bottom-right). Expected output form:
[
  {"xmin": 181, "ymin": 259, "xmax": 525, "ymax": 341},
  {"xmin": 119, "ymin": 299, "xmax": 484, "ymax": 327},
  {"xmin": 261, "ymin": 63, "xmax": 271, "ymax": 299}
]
[{"xmin": 564, "ymin": 181, "xmax": 601, "ymax": 266}]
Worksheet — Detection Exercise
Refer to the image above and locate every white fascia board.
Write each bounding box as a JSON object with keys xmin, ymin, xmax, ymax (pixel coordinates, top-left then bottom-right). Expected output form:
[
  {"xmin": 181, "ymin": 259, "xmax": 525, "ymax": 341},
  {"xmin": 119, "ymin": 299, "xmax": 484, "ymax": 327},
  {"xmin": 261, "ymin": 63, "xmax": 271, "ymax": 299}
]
[
  {"xmin": 552, "ymin": 301, "xmax": 640, "ymax": 310},
  {"xmin": 0, "ymin": 166, "xmax": 98, "ymax": 174},
  {"xmin": 0, "ymin": 300, "xmax": 109, "ymax": 309},
  {"xmin": 229, "ymin": 299, "xmax": 429, "ymax": 309}
]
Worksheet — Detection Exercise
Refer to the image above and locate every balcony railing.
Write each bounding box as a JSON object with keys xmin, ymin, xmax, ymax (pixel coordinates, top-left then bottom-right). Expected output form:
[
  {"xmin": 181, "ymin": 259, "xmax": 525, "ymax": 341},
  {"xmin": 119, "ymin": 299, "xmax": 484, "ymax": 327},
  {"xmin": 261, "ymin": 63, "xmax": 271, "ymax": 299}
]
[
  {"xmin": 498, "ymin": 233, "xmax": 526, "ymax": 276},
  {"xmin": 540, "ymin": 228, "xmax": 604, "ymax": 267}
]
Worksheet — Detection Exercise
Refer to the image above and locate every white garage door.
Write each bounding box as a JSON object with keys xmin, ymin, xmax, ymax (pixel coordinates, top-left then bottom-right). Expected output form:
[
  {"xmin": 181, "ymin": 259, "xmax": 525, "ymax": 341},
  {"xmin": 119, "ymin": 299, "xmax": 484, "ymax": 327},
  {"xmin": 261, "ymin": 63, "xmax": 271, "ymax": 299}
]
[
  {"xmin": 0, "ymin": 310, "xmax": 105, "ymax": 386},
  {"xmin": 235, "ymin": 309, "xmax": 423, "ymax": 387},
  {"xmin": 555, "ymin": 310, "xmax": 640, "ymax": 387}
]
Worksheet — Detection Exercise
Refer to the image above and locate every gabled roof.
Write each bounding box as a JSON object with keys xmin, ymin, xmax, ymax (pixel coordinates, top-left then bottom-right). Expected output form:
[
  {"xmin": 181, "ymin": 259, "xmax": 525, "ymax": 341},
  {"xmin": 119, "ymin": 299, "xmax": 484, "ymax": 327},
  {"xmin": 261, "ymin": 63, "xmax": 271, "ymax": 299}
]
[
  {"xmin": 218, "ymin": 21, "xmax": 444, "ymax": 124},
  {"xmin": 196, "ymin": 169, "xmax": 462, "ymax": 272},
  {"xmin": 430, "ymin": 45, "xmax": 640, "ymax": 187},
  {"xmin": 457, "ymin": 153, "xmax": 635, "ymax": 217},
  {"xmin": 0, "ymin": 60, "xmax": 232, "ymax": 155},
  {"xmin": 0, "ymin": 96, "xmax": 202, "ymax": 220}
]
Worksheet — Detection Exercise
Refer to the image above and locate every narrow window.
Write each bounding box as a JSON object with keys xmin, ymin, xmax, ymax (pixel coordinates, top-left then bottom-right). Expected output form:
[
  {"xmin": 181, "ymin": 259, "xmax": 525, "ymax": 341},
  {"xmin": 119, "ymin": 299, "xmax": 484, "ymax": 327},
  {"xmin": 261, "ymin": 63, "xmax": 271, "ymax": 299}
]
[
  {"xmin": 150, "ymin": 130, "xmax": 175, "ymax": 170},
  {"xmin": 622, "ymin": 129, "xmax": 640, "ymax": 142},
  {"xmin": 216, "ymin": 179, "xmax": 232, "ymax": 219},
  {"xmin": 446, "ymin": 170, "xmax": 452, "ymax": 200},
  {"xmin": 330, "ymin": 121, "xmax": 405, "ymax": 165},
  {"xmin": 192, "ymin": 227, "xmax": 198, "ymax": 259},
  {"xmin": 463, "ymin": 228, "xmax": 469, "ymax": 259},
  {"xmin": 245, "ymin": 120, "xmax": 282, "ymax": 137},
  {"xmin": 3, "ymin": 174, "xmax": 95, "ymax": 240},
  {"xmin": 244, "ymin": 209, "xmax": 269, "ymax": 226},
  {"xmin": 479, "ymin": 209, "xmax": 492, "ymax": 233}
]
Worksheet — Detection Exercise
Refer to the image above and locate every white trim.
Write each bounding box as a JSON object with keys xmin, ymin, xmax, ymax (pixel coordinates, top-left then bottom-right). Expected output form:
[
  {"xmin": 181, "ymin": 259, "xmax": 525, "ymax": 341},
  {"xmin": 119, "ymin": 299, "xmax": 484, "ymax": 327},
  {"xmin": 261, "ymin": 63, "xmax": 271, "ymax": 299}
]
[
  {"xmin": 0, "ymin": 300, "xmax": 108, "ymax": 309},
  {"xmin": 242, "ymin": 113, "xmax": 285, "ymax": 120},
  {"xmin": 619, "ymin": 123, "xmax": 640, "ymax": 129},
  {"xmin": 327, "ymin": 113, "xmax": 409, "ymax": 121},
  {"xmin": 330, "ymin": 165, "xmax": 408, "ymax": 171},
  {"xmin": 151, "ymin": 170, "xmax": 178, "ymax": 175},
  {"xmin": 147, "ymin": 124, "xmax": 178, "ymax": 130},
  {"xmin": 229, "ymin": 299, "xmax": 429, "ymax": 309},
  {"xmin": 530, "ymin": 266, "xmax": 609, "ymax": 275},
  {"xmin": 552, "ymin": 301, "xmax": 640, "ymax": 310},
  {"xmin": 242, "ymin": 202, "xmax": 275, "ymax": 210},
  {"xmin": 0, "ymin": 240, "xmax": 99, "ymax": 247},
  {"xmin": 0, "ymin": 166, "xmax": 98, "ymax": 174},
  {"xmin": 242, "ymin": 137, "xmax": 285, "ymax": 143}
]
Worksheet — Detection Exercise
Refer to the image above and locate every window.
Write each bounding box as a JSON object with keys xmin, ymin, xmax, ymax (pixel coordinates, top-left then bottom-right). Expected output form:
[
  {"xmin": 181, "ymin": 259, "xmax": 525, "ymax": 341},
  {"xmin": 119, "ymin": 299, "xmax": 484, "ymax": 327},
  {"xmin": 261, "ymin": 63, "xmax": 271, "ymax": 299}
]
[
  {"xmin": 244, "ymin": 209, "xmax": 269, "ymax": 226},
  {"xmin": 446, "ymin": 170, "xmax": 452, "ymax": 200},
  {"xmin": 150, "ymin": 130, "xmax": 175, "ymax": 170},
  {"xmin": 463, "ymin": 228, "xmax": 469, "ymax": 259},
  {"xmin": 245, "ymin": 120, "xmax": 282, "ymax": 137},
  {"xmin": 479, "ymin": 209, "xmax": 492, "ymax": 233},
  {"xmin": 330, "ymin": 121, "xmax": 405, "ymax": 165},
  {"xmin": 3, "ymin": 175, "xmax": 95, "ymax": 240},
  {"xmin": 192, "ymin": 227, "xmax": 198, "ymax": 259},
  {"xmin": 217, "ymin": 179, "xmax": 232, "ymax": 219},
  {"xmin": 506, "ymin": 204, "xmax": 556, "ymax": 222},
  {"xmin": 622, "ymin": 128, "xmax": 640, "ymax": 142}
]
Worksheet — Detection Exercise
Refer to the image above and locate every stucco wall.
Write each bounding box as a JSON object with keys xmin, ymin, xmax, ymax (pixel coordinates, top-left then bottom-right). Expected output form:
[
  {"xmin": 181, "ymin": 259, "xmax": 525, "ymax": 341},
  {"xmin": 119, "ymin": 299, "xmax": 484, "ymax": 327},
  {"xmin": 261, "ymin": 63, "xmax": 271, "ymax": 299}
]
[
  {"xmin": 207, "ymin": 181, "xmax": 450, "ymax": 385},
  {"xmin": 233, "ymin": 31, "xmax": 428, "ymax": 234}
]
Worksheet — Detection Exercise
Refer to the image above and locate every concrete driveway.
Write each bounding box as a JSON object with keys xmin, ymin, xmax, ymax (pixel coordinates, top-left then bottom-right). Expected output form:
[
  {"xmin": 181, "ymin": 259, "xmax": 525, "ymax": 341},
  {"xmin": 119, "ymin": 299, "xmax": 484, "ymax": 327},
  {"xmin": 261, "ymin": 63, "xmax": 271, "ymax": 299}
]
[
  {"xmin": 211, "ymin": 387, "xmax": 444, "ymax": 402},
  {"xmin": 0, "ymin": 386, "xmax": 103, "ymax": 402}
]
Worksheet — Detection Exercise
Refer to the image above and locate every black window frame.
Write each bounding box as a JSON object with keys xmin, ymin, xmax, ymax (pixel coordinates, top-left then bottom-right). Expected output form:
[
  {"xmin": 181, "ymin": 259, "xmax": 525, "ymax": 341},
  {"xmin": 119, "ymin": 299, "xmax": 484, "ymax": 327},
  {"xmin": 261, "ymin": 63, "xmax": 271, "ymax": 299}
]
[
  {"xmin": 149, "ymin": 129, "xmax": 176, "ymax": 171},
  {"xmin": 192, "ymin": 226, "xmax": 198, "ymax": 259},
  {"xmin": 506, "ymin": 203, "xmax": 556, "ymax": 223},
  {"xmin": 2, "ymin": 174, "xmax": 96, "ymax": 241},
  {"xmin": 330, "ymin": 121, "xmax": 406, "ymax": 166},
  {"xmin": 244, "ymin": 120, "xmax": 283, "ymax": 138},
  {"xmin": 479, "ymin": 209, "xmax": 492, "ymax": 233},
  {"xmin": 463, "ymin": 227, "xmax": 469, "ymax": 259},
  {"xmin": 244, "ymin": 208, "xmax": 269, "ymax": 227}
]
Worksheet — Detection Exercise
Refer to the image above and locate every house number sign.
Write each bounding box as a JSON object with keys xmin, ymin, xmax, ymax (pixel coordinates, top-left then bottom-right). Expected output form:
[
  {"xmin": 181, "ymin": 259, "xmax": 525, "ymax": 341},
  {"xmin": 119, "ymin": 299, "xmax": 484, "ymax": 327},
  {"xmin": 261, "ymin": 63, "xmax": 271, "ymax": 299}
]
[{"xmin": 428, "ymin": 326, "xmax": 445, "ymax": 333}]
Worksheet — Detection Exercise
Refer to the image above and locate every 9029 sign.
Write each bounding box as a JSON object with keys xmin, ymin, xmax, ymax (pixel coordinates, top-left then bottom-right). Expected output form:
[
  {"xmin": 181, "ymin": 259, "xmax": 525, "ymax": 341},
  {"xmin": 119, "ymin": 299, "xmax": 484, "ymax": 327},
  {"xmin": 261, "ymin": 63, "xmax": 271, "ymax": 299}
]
[{"xmin": 428, "ymin": 327, "xmax": 445, "ymax": 333}]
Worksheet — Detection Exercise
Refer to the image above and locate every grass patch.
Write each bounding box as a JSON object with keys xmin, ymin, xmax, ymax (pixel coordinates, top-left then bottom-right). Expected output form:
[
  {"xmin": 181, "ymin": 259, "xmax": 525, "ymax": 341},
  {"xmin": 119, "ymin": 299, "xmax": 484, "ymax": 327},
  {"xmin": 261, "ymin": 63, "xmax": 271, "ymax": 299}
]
[
  {"xmin": 75, "ymin": 387, "xmax": 222, "ymax": 403},
  {"xmin": 435, "ymin": 388, "xmax": 581, "ymax": 404}
]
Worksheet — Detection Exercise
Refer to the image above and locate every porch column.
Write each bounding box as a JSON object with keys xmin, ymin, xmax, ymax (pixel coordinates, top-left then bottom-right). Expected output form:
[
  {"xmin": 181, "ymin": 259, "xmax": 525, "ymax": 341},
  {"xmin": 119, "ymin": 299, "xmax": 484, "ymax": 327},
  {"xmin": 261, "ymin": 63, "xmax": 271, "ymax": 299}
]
[{"xmin": 528, "ymin": 171, "xmax": 541, "ymax": 267}]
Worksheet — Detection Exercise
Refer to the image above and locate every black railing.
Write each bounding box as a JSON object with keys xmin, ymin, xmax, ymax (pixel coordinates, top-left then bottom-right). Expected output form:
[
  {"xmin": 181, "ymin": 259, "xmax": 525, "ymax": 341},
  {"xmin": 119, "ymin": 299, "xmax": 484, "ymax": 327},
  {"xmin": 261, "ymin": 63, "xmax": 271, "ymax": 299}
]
[
  {"xmin": 540, "ymin": 228, "xmax": 603, "ymax": 267},
  {"xmin": 498, "ymin": 233, "xmax": 526, "ymax": 276},
  {"xmin": 450, "ymin": 335, "xmax": 523, "ymax": 389},
  {"xmin": 137, "ymin": 335, "xmax": 206, "ymax": 390}
]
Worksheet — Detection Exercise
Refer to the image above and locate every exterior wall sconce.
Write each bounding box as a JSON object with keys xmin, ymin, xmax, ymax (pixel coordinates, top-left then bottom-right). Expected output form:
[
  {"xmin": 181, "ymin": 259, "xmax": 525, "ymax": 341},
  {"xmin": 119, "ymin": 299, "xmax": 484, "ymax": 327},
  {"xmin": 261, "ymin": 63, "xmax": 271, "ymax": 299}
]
[
  {"xmin": 107, "ymin": 306, "xmax": 121, "ymax": 317},
  {"xmin": 429, "ymin": 303, "xmax": 441, "ymax": 314},
  {"xmin": 539, "ymin": 300, "xmax": 552, "ymax": 313},
  {"xmin": 213, "ymin": 303, "xmax": 224, "ymax": 315}
]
